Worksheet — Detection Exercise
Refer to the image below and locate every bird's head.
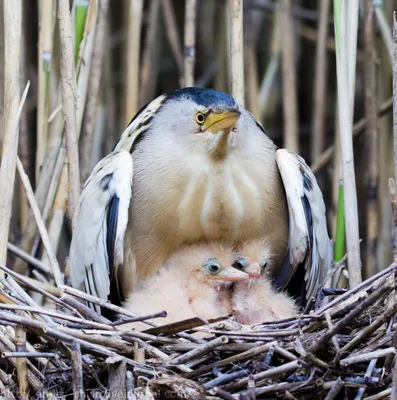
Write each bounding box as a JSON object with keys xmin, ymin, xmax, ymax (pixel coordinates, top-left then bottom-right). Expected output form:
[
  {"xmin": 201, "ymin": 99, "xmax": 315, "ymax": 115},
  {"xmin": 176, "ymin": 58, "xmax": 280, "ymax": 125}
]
[
  {"xmin": 156, "ymin": 88, "xmax": 241, "ymax": 160},
  {"xmin": 234, "ymin": 239, "xmax": 273, "ymax": 278},
  {"xmin": 202, "ymin": 257, "xmax": 249, "ymax": 283}
]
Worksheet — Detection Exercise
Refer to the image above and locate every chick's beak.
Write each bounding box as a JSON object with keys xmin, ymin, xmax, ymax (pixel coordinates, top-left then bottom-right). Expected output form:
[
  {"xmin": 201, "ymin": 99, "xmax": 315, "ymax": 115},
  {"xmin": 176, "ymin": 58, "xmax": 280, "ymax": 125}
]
[
  {"xmin": 208, "ymin": 266, "xmax": 249, "ymax": 282},
  {"xmin": 246, "ymin": 263, "xmax": 262, "ymax": 278},
  {"xmin": 202, "ymin": 108, "xmax": 241, "ymax": 134}
]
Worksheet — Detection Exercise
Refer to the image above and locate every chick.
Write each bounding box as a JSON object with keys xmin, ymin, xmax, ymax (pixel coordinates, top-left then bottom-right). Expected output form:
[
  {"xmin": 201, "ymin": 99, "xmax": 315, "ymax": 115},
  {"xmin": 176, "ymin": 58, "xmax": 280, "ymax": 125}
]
[
  {"xmin": 232, "ymin": 239, "xmax": 298, "ymax": 324},
  {"xmin": 121, "ymin": 243, "xmax": 249, "ymax": 331}
]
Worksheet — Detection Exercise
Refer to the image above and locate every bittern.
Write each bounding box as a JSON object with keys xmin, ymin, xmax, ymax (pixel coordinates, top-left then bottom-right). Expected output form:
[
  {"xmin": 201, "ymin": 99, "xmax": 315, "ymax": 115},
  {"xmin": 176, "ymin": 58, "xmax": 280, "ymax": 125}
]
[
  {"xmin": 232, "ymin": 239, "xmax": 298, "ymax": 324},
  {"xmin": 69, "ymin": 87, "xmax": 332, "ymax": 307},
  {"xmin": 120, "ymin": 242, "xmax": 249, "ymax": 331}
]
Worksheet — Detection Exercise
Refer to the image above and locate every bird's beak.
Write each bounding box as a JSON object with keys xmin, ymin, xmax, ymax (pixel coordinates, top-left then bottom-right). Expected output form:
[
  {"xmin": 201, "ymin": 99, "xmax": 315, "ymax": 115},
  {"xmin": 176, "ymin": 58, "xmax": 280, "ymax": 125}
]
[
  {"xmin": 208, "ymin": 266, "xmax": 249, "ymax": 282},
  {"xmin": 246, "ymin": 263, "xmax": 262, "ymax": 278},
  {"xmin": 203, "ymin": 108, "xmax": 241, "ymax": 134}
]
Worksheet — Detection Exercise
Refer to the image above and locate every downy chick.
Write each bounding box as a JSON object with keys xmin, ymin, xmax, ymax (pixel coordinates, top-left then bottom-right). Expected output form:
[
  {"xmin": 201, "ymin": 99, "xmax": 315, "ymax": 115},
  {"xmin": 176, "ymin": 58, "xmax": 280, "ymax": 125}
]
[
  {"xmin": 232, "ymin": 239, "xmax": 298, "ymax": 324},
  {"xmin": 121, "ymin": 243, "xmax": 249, "ymax": 331}
]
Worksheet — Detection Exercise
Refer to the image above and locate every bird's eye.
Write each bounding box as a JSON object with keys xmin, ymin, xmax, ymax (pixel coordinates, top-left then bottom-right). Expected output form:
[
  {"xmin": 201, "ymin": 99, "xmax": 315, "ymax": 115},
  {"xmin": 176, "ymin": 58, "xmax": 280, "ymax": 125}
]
[
  {"xmin": 261, "ymin": 261, "xmax": 268, "ymax": 270},
  {"xmin": 233, "ymin": 256, "xmax": 249, "ymax": 271},
  {"xmin": 195, "ymin": 112, "xmax": 205, "ymax": 125},
  {"xmin": 203, "ymin": 258, "xmax": 221, "ymax": 274}
]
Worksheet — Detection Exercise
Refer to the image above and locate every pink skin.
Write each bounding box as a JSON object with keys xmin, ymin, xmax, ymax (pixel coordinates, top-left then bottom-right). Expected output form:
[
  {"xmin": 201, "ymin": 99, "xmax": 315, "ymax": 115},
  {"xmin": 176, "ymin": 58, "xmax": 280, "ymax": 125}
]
[{"xmin": 244, "ymin": 262, "xmax": 262, "ymax": 278}]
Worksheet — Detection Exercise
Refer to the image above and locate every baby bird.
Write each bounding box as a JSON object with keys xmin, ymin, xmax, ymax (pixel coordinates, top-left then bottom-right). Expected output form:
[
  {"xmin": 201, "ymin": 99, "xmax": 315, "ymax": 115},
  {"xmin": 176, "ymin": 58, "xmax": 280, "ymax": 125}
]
[
  {"xmin": 121, "ymin": 243, "xmax": 249, "ymax": 331},
  {"xmin": 232, "ymin": 239, "xmax": 298, "ymax": 325}
]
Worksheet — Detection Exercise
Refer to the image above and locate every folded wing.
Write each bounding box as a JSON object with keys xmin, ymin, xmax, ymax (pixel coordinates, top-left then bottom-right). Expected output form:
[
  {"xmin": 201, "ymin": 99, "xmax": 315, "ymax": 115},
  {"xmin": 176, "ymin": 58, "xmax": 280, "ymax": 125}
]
[
  {"xmin": 275, "ymin": 149, "xmax": 332, "ymax": 303},
  {"xmin": 69, "ymin": 150, "xmax": 133, "ymax": 303}
]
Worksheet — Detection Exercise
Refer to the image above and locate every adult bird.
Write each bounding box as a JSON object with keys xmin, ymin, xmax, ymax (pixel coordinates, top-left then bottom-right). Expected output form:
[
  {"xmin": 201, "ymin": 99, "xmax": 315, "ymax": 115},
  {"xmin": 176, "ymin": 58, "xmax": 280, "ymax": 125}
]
[{"xmin": 69, "ymin": 87, "xmax": 332, "ymax": 309}]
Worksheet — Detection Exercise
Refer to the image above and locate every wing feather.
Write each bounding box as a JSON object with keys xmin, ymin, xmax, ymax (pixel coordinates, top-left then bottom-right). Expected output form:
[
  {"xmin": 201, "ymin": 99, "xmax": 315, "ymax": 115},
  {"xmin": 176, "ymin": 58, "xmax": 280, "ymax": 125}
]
[
  {"xmin": 69, "ymin": 150, "xmax": 133, "ymax": 303},
  {"xmin": 275, "ymin": 149, "xmax": 332, "ymax": 302}
]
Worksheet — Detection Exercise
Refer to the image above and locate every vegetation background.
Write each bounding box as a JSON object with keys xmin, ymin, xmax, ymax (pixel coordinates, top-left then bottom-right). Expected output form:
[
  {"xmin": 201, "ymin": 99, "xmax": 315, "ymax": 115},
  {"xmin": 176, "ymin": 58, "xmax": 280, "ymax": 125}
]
[{"xmin": 0, "ymin": 0, "xmax": 396, "ymax": 287}]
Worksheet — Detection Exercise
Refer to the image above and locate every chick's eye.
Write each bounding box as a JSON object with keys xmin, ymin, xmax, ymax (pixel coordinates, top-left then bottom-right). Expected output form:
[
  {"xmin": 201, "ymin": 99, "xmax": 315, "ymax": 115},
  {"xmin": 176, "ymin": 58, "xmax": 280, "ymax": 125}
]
[
  {"xmin": 261, "ymin": 261, "xmax": 268, "ymax": 270},
  {"xmin": 233, "ymin": 256, "xmax": 249, "ymax": 270},
  {"xmin": 208, "ymin": 264, "xmax": 220, "ymax": 273},
  {"xmin": 203, "ymin": 258, "xmax": 221, "ymax": 274},
  {"xmin": 195, "ymin": 112, "xmax": 205, "ymax": 125}
]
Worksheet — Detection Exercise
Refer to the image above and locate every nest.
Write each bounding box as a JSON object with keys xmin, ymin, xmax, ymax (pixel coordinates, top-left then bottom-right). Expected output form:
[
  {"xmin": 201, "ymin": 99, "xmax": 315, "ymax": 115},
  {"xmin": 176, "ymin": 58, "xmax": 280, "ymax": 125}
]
[{"xmin": 0, "ymin": 262, "xmax": 396, "ymax": 400}]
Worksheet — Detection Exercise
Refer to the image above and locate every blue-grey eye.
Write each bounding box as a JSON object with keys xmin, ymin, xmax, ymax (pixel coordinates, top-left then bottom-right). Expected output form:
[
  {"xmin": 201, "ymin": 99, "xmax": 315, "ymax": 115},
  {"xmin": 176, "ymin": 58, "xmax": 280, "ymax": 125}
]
[
  {"xmin": 203, "ymin": 258, "xmax": 221, "ymax": 274},
  {"xmin": 233, "ymin": 256, "xmax": 249, "ymax": 271},
  {"xmin": 260, "ymin": 261, "xmax": 268, "ymax": 270}
]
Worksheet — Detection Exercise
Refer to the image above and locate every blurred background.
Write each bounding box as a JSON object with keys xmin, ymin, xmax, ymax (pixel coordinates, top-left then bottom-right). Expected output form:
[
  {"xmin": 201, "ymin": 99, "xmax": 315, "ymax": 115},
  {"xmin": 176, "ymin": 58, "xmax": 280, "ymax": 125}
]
[{"xmin": 0, "ymin": 0, "xmax": 395, "ymax": 284}]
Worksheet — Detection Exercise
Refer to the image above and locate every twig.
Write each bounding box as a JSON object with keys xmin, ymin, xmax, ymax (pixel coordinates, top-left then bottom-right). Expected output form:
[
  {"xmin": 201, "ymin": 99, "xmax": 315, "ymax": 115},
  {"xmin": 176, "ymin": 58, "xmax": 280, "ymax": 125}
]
[
  {"xmin": 183, "ymin": 0, "xmax": 197, "ymax": 87},
  {"xmin": 229, "ymin": 0, "xmax": 245, "ymax": 105},
  {"xmin": 7, "ymin": 242, "xmax": 53, "ymax": 277},
  {"xmin": 311, "ymin": 281, "xmax": 392, "ymax": 353},
  {"xmin": 71, "ymin": 340, "xmax": 84, "ymax": 400},
  {"xmin": 107, "ymin": 356, "xmax": 127, "ymax": 400},
  {"xmin": 324, "ymin": 377, "xmax": 344, "ymax": 400},
  {"xmin": 341, "ymin": 302, "xmax": 397, "ymax": 353},
  {"xmin": 355, "ymin": 359, "xmax": 377, "ymax": 400},
  {"xmin": 16, "ymin": 157, "xmax": 63, "ymax": 287},
  {"xmin": 15, "ymin": 325, "xmax": 28, "ymax": 399},
  {"xmin": 58, "ymin": 0, "xmax": 80, "ymax": 224},
  {"xmin": 1, "ymin": 352, "xmax": 57, "ymax": 358},
  {"xmin": 316, "ymin": 262, "xmax": 397, "ymax": 315},
  {"xmin": 340, "ymin": 347, "xmax": 396, "ymax": 366},
  {"xmin": 210, "ymin": 387, "xmax": 235, "ymax": 400},
  {"xmin": 167, "ymin": 336, "xmax": 228, "ymax": 366},
  {"xmin": 224, "ymin": 360, "xmax": 302, "ymax": 391}
]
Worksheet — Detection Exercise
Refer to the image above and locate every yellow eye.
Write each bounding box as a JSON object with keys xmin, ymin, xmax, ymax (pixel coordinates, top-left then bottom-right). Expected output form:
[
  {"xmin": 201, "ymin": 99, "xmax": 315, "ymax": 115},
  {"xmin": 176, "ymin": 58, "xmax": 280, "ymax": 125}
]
[{"xmin": 195, "ymin": 112, "xmax": 205, "ymax": 125}]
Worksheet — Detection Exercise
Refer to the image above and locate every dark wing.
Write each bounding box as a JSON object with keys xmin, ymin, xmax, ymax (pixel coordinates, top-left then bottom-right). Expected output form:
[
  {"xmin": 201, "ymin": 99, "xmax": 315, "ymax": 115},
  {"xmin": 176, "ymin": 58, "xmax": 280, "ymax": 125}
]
[
  {"xmin": 275, "ymin": 149, "xmax": 332, "ymax": 303},
  {"xmin": 69, "ymin": 151, "xmax": 133, "ymax": 305}
]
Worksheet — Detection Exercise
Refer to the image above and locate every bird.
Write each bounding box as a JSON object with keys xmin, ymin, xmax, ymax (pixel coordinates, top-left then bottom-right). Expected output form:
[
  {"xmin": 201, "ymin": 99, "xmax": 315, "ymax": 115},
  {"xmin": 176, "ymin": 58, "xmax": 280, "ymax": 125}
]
[
  {"xmin": 231, "ymin": 238, "xmax": 298, "ymax": 324},
  {"xmin": 69, "ymin": 87, "xmax": 332, "ymax": 309},
  {"xmin": 119, "ymin": 242, "xmax": 249, "ymax": 331}
]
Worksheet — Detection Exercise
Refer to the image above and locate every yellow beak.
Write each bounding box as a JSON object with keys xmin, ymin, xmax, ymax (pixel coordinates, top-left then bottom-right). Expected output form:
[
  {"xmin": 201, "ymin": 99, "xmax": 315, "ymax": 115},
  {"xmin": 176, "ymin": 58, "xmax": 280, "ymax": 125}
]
[{"xmin": 202, "ymin": 108, "xmax": 241, "ymax": 134}]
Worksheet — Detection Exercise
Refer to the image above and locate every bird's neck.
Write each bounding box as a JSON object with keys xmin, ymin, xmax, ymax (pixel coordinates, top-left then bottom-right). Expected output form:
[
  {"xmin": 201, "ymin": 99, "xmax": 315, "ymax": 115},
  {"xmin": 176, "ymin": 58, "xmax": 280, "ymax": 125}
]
[{"xmin": 206, "ymin": 129, "xmax": 232, "ymax": 161}]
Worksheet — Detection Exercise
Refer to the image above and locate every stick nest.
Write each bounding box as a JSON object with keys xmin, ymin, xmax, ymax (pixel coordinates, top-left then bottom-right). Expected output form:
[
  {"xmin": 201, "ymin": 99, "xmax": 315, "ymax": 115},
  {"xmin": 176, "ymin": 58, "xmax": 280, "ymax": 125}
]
[{"xmin": 0, "ymin": 263, "xmax": 396, "ymax": 399}]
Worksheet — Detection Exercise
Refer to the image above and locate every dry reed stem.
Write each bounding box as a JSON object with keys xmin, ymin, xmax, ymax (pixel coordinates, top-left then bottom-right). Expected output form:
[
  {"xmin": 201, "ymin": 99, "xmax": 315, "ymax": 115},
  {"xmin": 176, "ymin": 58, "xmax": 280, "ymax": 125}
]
[
  {"xmin": 258, "ymin": 6, "xmax": 281, "ymax": 120},
  {"xmin": 36, "ymin": 0, "xmax": 54, "ymax": 181},
  {"xmin": 75, "ymin": 0, "xmax": 98, "ymax": 137},
  {"xmin": 393, "ymin": 13, "xmax": 397, "ymax": 187},
  {"xmin": 161, "ymin": 0, "xmax": 183, "ymax": 74},
  {"xmin": 311, "ymin": 0, "xmax": 330, "ymax": 162},
  {"xmin": 139, "ymin": 0, "xmax": 161, "ymax": 106},
  {"xmin": 125, "ymin": 0, "xmax": 143, "ymax": 124},
  {"xmin": 229, "ymin": 0, "xmax": 245, "ymax": 105},
  {"xmin": 280, "ymin": 0, "xmax": 298, "ymax": 153},
  {"xmin": 0, "ymin": 0, "xmax": 22, "ymax": 270},
  {"xmin": 108, "ymin": 356, "xmax": 127, "ymax": 399},
  {"xmin": 71, "ymin": 340, "xmax": 84, "ymax": 400},
  {"xmin": 312, "ymin": 97, "xmax": 392, "ymax": 174},
  {"xmin": 183, "ymin": 0, "xmax": 197, "ymax": 87},
  {"xmin": 334, "ymin": 0, "xmax": 362, "ymax": 288},
  {"xmin": 364, "ymin": 2, "xmax": 379, "ymax": 278},
  {"xmin": 80, "ymin": 0, "xmax": 109, "ymax": 183},
  {"xmin": 58, "ymin": 0, "xmax": 80, "ymax": 225},
  {"xmin": 16, "ymin": 157, "xmax": 63, "ymax": 287},
  {"xmin": 15, "ymin": 324, "xmax": 28, "ymax": 398}
]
